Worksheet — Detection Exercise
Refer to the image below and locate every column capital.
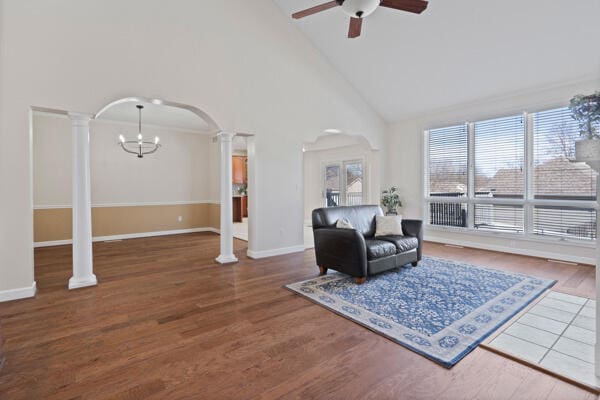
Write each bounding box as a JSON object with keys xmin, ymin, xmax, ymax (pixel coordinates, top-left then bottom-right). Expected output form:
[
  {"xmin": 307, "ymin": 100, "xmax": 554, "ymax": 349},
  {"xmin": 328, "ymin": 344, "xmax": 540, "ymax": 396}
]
[
  {"xmin": 216, "ymin": 131, "xmax": 236, "ymax": 142},
  {"xmin": 68, "ymin": 112, "xmax": 93, "ymax": 126}
]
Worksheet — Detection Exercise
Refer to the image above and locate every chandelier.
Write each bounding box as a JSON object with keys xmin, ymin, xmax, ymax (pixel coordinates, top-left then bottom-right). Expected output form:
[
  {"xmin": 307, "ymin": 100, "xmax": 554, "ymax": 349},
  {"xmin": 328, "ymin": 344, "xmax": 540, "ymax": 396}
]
[{"xmin": 118, "ymin": 104, "xmax": 161, "ymax": 158}]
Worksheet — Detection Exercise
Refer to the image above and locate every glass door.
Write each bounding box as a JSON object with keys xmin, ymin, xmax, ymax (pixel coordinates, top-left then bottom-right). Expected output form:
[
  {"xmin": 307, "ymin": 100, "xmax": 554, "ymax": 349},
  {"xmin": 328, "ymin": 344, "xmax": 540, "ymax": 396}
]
[
  {"xmin": 324, "ymin": 164, "xmax": 341, "ymax": 207},
  {"xmin": 344, "ymin": 161, "xmax": 363, "ymax": 206},
  {"xmin": 323, "ymin": 160, "xmax": 364, "ymax": 207}
]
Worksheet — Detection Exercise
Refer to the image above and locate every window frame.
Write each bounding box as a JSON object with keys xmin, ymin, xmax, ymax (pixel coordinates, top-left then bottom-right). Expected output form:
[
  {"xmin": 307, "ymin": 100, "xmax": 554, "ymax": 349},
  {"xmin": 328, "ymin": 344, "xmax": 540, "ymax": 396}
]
[
  {"xmin": 322, "ymin": 157, "xmax": 367, "ymax": 207},
  {"xmin": 423, "ymin": 108, "xmax": 598, "ymax": 246}
]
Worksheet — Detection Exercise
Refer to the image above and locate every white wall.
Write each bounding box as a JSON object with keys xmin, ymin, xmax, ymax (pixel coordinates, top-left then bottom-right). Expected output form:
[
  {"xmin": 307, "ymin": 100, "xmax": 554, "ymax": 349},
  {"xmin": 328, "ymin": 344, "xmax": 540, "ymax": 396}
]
[
  {"xmin": 0, "ymin": 0, "xmax": 386, "ymax": 293},
  {"xmin": 385, "ymin": 79, "xmax": 600, "ymax": 264},
  {"xmin": 33, "ymin": 113, "xmax": 217, "ymax": 207},
  {"xmin": 303, "ymin": 135, "xmax": 381, "ymax": 223}
]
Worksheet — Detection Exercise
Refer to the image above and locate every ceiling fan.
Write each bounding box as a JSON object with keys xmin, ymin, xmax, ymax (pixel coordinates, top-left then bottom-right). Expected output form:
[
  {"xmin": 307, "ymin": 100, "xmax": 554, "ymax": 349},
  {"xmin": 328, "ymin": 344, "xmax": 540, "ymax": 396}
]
[{"xmin": 292, "ymin": 0, "xmax": 428, "ymax": 38}]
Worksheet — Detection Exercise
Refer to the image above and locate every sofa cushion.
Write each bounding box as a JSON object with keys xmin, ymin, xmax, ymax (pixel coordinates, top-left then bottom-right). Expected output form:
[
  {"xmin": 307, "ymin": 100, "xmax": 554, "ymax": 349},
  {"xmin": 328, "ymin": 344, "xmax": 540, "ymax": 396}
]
[
  {"xmin": 377, "ymin": 236, "xmax": 419, "ymax": 253},
  {"xmin": 364, "ymin": 239, "xmax": 397, "ymax": 260},
  {"xmin": 375, "ymin": 215, "xmax": 403, "ymax": 237},
  {"xmin": 336, "ymin": 218, "xmax": 354, "ymax": 229}
]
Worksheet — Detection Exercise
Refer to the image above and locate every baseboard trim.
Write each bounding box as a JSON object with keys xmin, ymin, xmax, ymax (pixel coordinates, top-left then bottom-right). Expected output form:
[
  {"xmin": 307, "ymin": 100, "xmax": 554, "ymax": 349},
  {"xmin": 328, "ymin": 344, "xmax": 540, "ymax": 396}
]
[
  {"xmin": 425, "ymin": 235, "xmax": 595, "ymax": 266},
  {"xmin": 0, "ymin": 281, "xmax": 37, "ymax": 302},
  {"xmin": 34, "ymin": 228, "xmax": 221, "ymax": 248},
  {"xmin": 247, "ymin": 245, "xmax": 305, "ymax": 259},
  {"xmin": 35, "ymin": 239, "xmax": 73, "ymax": 248}
]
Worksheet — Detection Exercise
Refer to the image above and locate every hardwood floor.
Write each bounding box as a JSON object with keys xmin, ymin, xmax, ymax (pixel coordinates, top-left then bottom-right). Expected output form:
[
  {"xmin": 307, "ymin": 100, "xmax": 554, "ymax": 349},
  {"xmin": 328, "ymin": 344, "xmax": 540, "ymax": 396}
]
[{"xmin": 0, "ymin": 233, "xmax": 596, "ymax": 400}]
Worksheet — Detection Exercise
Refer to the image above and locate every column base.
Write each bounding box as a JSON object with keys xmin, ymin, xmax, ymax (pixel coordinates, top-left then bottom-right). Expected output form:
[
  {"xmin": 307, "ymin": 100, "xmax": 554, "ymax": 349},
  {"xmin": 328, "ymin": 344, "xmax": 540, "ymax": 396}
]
[
  {"xmin": 216, "ymin": 254, "xmax": 239, "ymax": 264},
  {"xmin": 68, "ymin": 274, "xmax": 97, "ymax": 290}
]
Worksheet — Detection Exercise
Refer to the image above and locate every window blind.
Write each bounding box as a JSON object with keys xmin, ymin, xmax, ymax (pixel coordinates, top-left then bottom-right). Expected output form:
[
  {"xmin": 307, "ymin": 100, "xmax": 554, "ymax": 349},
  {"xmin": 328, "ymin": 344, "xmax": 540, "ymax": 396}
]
[
  {"xmin": 474, "ymin": 204, "xmax": 524, "ymax": 233},
  {"xmin": 533, "ymin": 107, "xmax": 597, "ymax": 200},
  {"xmin": 533, "ymin": 206, "xmax": 596, "ymax": 240},
  {"xmin": 428, "ymin": 124, "xmax": 468, "ymax": 197},
  {"xmin": 474, "ymin": 115, "xmax": 524, "ymax": 199}
]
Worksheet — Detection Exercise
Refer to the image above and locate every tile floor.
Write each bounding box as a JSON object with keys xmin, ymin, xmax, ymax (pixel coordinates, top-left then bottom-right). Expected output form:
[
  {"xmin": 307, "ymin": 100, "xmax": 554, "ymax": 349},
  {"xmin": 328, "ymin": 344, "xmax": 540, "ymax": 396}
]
[{"xmin": 488, "ymin": 291, "xmax": 598, "ymax": 389}]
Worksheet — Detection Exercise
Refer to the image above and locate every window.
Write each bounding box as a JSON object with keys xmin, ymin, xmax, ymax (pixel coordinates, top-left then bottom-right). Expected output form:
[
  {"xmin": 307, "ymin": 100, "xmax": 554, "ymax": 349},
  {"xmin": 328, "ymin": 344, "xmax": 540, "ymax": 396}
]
[
  {"xmin": 427, "ymin": 124, "xmax": 468, "ymax": 227},
  {"xmin": 474, "ymin": 115, "xmax": 524, "ymax": 199},
  {"xmin": 427, "ymin": 124, "xmax": 468, "ymax": 197},
  {"xmin": 532, "ymin": 107, "xmax": 597, "ymax": 240},
  {"xmin": 324, "ymin": 160, "xmax": 364, "ymax": 207},
  {"xmin": 425, "ymin": 106, "xmax": 599, "ymax": 242}
]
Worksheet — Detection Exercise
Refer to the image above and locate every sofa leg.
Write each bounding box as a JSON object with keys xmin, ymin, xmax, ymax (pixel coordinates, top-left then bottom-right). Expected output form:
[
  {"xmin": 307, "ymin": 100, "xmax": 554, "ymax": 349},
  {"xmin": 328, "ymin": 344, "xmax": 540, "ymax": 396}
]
[
  {"xmin": 354, "ymin": 277, "xmax": 366, "ymax": 285},
  {"xmin": 411, "ymin": 261, "xmax": 419, "ymax": 267},
  {"xmin": 318, "ymin": 266, "xmax": 328, "ymax": 276}
]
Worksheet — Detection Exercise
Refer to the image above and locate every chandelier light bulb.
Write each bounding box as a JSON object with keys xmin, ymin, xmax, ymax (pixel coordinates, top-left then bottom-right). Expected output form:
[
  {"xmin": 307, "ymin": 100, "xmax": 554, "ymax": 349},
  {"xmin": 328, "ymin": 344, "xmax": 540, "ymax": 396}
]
[{"xmin": 117, "ymin": 104, "xmax": 161, "ymax": 158}]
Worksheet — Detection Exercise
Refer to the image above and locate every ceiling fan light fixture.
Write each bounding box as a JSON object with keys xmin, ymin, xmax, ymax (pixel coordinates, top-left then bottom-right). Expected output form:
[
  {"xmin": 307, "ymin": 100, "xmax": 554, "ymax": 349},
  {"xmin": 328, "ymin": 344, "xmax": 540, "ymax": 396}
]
[{"xmin": 340, "ymin": 0, "xmax": 380, "ymax": 18}]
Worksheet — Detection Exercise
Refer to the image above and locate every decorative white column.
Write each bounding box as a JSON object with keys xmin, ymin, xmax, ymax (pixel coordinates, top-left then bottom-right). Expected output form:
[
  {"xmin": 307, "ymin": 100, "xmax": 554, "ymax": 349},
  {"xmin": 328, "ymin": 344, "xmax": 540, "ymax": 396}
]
[
  {"xmin": 68, "ymin": 112, "xmax": 97, "ymax": 289},
  {"xmin": 216, "ymin": 131, "xmax": 238, "ymax": 264}
]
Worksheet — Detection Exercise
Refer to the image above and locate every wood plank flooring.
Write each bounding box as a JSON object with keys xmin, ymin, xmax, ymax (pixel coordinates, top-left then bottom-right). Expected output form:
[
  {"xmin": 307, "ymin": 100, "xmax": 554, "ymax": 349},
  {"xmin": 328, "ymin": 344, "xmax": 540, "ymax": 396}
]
[{"xmin": 0, "ymin": 233, "xmax": 597, "ymax": 400}]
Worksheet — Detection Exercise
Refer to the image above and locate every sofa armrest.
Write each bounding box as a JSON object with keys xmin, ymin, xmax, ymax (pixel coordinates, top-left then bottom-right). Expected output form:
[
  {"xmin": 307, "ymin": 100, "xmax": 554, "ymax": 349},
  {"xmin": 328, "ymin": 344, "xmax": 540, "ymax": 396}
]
[
  {"xmin": 313, "ymin": 228, "xmax": 367, "ymax": 277},
  {"xmin": 402, "ymin": 219, "xmax": 423, "ymax": 261}
]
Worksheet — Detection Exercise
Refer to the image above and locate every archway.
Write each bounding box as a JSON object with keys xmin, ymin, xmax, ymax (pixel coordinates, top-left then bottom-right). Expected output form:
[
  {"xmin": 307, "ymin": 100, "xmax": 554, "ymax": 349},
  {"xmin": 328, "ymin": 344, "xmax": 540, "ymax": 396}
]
[
  {"xmin": 67, "ymin": 96, "xmax": 238, "ymax": 289},
  {"xmin": 302, "ymin": 132, "xmax": 381, "ymax": 248}
]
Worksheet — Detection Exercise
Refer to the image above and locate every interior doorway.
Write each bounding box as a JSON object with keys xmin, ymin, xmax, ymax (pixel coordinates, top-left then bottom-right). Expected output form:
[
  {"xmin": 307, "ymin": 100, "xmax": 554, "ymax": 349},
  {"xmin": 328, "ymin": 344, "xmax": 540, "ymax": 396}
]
[
  {"xmin": 232, "ymin": 135, "xmax": 249, "ymax": 244},
  {"xmin": 302, "ymin": 133, "xmax": 380, "ymax": 249},
  {"xmin": 30, "ymin": 95, "xmax": 251, "ymax": 288}
]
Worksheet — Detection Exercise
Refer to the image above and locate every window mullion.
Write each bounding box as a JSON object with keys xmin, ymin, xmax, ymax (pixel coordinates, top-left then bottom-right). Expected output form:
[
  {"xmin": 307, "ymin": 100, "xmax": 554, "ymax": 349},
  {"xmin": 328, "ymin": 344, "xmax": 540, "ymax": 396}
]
[
  {"xmin": 467, "ymin": 122, "xmax": 475, "ymax": 229},
  {"xmin": 524, "ymin": 112, "xmax": 534, "ymax": 236},
  {"xmin": 423, "ymin": 130, "xmax": 430, "ymax": 224}
]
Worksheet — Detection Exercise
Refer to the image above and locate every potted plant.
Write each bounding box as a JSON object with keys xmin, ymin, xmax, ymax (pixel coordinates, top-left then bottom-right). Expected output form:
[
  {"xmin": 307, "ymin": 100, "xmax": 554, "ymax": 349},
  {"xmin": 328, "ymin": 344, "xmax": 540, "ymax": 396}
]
[
  {"xmin": 381, "ymin": 186, "xmax": 402, "ymax": 215},
  {"xmin": 571, "ymin": 91, "xmax": 600, "ymax": 170}
]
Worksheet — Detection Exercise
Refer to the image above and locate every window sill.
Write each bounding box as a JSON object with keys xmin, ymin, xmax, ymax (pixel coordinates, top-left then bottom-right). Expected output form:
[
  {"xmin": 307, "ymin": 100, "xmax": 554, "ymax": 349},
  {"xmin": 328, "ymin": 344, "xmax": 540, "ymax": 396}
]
[{"xmin": 425, "ymin": 224, "xmax": 596, "ymax": 249}]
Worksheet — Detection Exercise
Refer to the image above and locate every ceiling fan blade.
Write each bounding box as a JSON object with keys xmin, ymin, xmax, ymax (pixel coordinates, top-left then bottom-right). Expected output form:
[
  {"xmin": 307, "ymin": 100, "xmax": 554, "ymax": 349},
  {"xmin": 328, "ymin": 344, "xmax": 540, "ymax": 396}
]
[
  {"xmin": 292, "ymin": 1, "xmax": 339, "ymax": 19},
  {"xmin": 380, "ymin": 0, "xmax": 428, "ymax": 14},
  {"xmin": 348, "ymin": 17, "xmax": 362, "ymax": 39}
]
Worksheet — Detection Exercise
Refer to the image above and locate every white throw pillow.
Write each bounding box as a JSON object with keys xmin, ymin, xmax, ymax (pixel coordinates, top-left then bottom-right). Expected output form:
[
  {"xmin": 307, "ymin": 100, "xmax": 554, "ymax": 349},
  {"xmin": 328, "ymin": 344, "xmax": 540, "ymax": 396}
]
[
  {"xmin": 375, "ymin": 215, "xmax": 403, "ymax": 237},
  {"xmin": 336, "ymin": 218, "xmax": 354, "ymax": 229}
]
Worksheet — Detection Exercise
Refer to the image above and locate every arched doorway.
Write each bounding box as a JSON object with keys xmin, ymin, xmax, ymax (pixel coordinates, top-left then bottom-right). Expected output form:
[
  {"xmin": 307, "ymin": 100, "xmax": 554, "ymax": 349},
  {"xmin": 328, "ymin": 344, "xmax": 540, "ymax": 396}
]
[
  {"xmin": 66, "ymin": 96, "xmax": 239, "ymax": 289},
  {"xmin": 302, "ymin": 132, "xmax": 381, "ymax": 248}
]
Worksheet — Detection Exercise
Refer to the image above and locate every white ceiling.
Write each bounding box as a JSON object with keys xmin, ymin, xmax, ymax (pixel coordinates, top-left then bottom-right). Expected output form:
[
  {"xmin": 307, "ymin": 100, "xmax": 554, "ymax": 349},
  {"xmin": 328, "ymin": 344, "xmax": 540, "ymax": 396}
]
[
  {"xmin": 274, "ymin": 0, "xmax": 600, "ymax": 123},
  {"xmin": 97, "ymin": 102, "xmax": 211, "ymax": 133}
]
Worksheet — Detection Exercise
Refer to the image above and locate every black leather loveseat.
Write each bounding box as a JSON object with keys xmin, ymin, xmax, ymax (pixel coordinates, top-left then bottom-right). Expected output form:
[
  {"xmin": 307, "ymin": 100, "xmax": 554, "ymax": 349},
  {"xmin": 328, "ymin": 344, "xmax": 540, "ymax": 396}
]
[{"xmin": 312, "ymin": 205, "xmax": 423, "ymax": 284}]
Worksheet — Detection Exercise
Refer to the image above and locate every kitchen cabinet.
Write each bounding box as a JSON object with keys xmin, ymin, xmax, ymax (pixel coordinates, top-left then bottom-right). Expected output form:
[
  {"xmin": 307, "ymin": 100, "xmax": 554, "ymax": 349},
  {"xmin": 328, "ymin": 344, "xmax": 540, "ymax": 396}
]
[
  {"xmin": 233, "ymin": 196, "xmax": 248, "ymax": 223},
  {"xmin": 242, "ymin": 196, "xmax": 248, "ymax": 218},
  {"xmin": 232, "ymin": 156, "xmax": 247, "ymax": 184}
]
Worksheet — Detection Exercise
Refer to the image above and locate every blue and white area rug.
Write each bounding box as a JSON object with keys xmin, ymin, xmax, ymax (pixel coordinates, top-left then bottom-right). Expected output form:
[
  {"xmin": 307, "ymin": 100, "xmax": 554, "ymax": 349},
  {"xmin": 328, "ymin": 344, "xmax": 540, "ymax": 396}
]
[{"xmin": 286, "ymin": 256, "xmax": 556, "ymax": 368}]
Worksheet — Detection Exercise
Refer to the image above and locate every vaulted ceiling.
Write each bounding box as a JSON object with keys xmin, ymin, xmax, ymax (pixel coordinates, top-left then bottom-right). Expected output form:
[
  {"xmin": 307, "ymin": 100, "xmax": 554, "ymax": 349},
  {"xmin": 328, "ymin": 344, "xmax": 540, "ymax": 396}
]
[{"xmin": 274, "ymin": 0, "xmax": 600, "ymax": 123}]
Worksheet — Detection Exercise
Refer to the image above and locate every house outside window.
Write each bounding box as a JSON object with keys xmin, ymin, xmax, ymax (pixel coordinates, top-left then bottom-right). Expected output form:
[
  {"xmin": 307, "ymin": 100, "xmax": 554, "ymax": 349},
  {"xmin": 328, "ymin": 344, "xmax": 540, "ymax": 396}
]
[{"xmin": 425, "ymin": 106, "xmax": 599, "ymax": 242}]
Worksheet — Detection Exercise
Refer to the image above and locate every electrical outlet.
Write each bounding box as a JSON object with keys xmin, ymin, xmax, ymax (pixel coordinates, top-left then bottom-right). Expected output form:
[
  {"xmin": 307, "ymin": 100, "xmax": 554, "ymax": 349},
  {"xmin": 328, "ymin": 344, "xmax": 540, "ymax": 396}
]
[{"xmin": 178, "ymin": 216, "xmax": 183, "ymax": 222}]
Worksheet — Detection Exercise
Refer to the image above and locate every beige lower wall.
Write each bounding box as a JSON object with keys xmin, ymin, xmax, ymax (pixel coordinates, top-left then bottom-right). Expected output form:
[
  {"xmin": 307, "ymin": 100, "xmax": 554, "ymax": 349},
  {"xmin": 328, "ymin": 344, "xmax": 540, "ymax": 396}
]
[{"xmin": 34, "ymin": 203, "xmax": 221, "ymax": 242}]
